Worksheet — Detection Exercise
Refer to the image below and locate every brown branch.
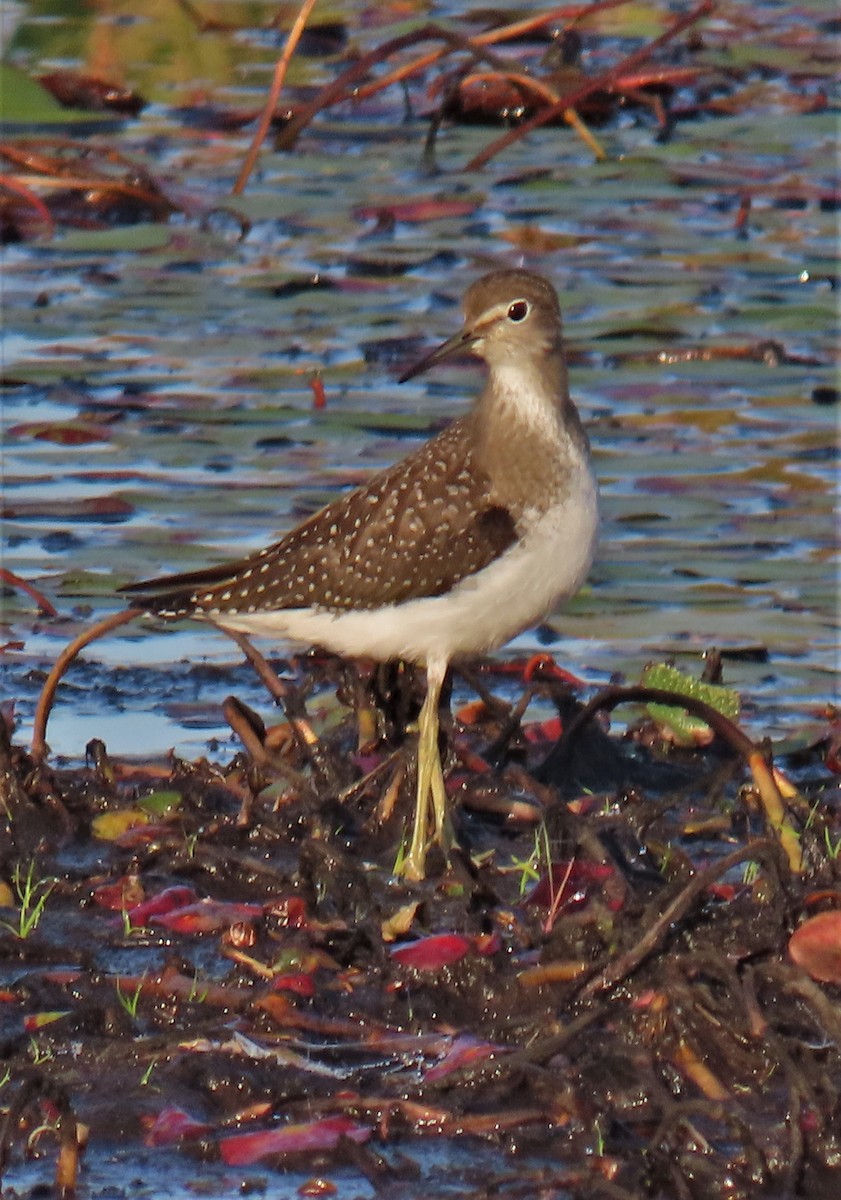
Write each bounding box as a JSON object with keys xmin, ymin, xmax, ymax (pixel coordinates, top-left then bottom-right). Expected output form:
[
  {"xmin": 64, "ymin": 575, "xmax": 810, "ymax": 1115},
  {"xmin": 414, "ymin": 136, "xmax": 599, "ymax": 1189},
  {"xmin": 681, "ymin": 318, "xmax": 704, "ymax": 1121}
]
[
  {"xmin": 544, "ymin": 682, "xmax": 801, "ymax": 872},
  {"xmin": 233, "ymin": 0, "xmax": 320, "ymax": 194},
  {"xmin": 0, "ymin": 567, "xmax": 58, "ymax": 617},
  {"xmin": 275, "ymin": 23, "xmax": 514, "ymax": 153},
  {"xmin": 0, "ymin": 176, "xmax": 55, "ymax": 234},
  {"xmin": 209, "ymin": 622, "xmax": 288, "ymax": 704},
  {"xmin": 351, "ymin": 2, "xmax": 634, "ymax": 104},
  {"xmin": 575, "ymin": 840, "xmax": 774, "ymax": 1002},
  {"xmin": 210, "ymin": 624, "xmax": 324, "ymax": 766},
  {"xmin": 554, "ymin": 682, "xmax": 756, "ymax": 759},
  {"xmin": 31, "ymin": 608, "xmax": 141, "ymax": 760},
  {"xmin": 466, "ymin": 0, "xmax": 715, "ymax": 169}
]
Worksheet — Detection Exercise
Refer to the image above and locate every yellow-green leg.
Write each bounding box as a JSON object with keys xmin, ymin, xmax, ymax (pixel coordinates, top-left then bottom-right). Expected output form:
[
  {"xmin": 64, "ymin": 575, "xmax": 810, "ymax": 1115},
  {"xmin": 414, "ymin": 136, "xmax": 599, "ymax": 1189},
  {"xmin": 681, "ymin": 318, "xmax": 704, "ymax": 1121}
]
[{"xmin": 400, "ymin": 658, "xmax": 452, "ymax": 881}]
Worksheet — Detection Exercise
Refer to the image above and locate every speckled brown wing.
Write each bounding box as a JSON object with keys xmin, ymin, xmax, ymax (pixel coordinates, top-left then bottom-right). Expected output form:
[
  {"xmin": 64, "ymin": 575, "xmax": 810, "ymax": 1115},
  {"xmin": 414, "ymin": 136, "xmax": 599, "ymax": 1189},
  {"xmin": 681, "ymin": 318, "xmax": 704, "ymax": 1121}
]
[{"xmin": 122, "ymin": 416, "xmax": 518, "ymax": 619}]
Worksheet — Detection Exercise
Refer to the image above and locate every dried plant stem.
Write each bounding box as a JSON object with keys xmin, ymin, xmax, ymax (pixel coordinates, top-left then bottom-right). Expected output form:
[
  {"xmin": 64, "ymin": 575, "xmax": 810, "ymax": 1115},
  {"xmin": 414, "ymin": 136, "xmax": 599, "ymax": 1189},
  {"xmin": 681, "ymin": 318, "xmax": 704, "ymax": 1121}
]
[
  {"xmin": 31, "ymin": 609, "xmax": 140, "ymax": 760},
  {"xmin": 466, "ymin": 0, "xmax": 715, "ymax": 169},
  {"xmin": 546, "ymin": 682, "xmax": 802, "ymax": 873},
  {"xmin": 210, "ymin": 623, "xmax": 287, "ymax": 704},
  {"xmin": 576, "ymin": 840, "xmax": 773, "ymax": 1001},
  {"xmin": 0, "ymin": 567, "xmax": 58, "ymax": 617},
  {"xmin": 275, "ymin": 24, "xmax": 511, "ymax": 152},
  {"xmin": 233, "ymin": 0, "xmax": 319, "ymax": 195},
  {"xmin": 343, "ymin": 2, "xmax": 633, "ymax": 105}
]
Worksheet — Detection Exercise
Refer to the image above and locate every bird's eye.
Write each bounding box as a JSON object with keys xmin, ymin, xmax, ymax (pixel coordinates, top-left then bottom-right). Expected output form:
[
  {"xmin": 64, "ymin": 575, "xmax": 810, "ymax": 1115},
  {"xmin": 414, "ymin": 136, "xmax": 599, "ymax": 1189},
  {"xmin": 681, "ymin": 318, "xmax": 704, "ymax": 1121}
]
[{"xmin": 507, "ymin": 300, "xmax": 529, "ymax": 322}]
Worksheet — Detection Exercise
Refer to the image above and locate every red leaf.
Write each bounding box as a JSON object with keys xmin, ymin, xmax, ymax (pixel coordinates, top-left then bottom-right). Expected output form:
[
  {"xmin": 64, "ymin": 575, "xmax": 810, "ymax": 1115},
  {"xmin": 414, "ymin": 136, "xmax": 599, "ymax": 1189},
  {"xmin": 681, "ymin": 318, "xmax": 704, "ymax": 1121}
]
[
  {"xmin": 127, "ymin": 886, "xmax": 198, "ymax": 925},
  {"xmin": 144, "ymin": 1106, "xmax": 211, "ymax": 1146},
  {"xmin": 7, "ymin": 420, "xmax": 113, "ymax": 445},
  {"xmin": 425, "ymin": 1036, "xmax": 506, "ymax": 1082},
  {"xmin": 1, "ymin": 496, "xmax": 134, "ymax": 521},
  {"xmin": 39, "ymin": 70, "xmax": 145, "ymax": 115},
  {"xmin": 788, "ymin": 911, "xmax": 841, "ymax": 984},
  {"xmin": 266, "ymin": 896, "xmax": 309, "ymax": 928},
  {"xmin": 310, "ymin": 376, "xmax": 326, "ymax": 410},
  {"xmin": 522, "ymin": 654, "xmax": 586, "ymax": 687},
  {"xmin": 525, "ymin": 860, "xmax": 621, "ymax": 913},
  {"xmin": 354, "ymin": 200, "xmax": 476, "ymax": 224},
  {"xmin": 92, "ymin": 876, "xmax": 145, "ymax": 911},
  {"xmin": 522, "ymin": 716, "xmax": 564, "ymax": 745},
  {"xmin": 151, "ymin": 899, "xmax": 263, "ymax": 934},
  {"xmin": 271, "ymin": 972, "xmax": 315, "ymax": 997},
  {"xmin": 23, "ymin": 1010, "xmax": 70, "ymax": 1031},
  {"xmin": 220, "ymin": 1116, "xmax": 370, "ymax": 1166},
  {"xmin": 391, "ymin": 932, "xmax": 473, "ymax": 970},
  {"xmin": 473, "ymin": 930, "xmax": 501, "ymax": 956}
]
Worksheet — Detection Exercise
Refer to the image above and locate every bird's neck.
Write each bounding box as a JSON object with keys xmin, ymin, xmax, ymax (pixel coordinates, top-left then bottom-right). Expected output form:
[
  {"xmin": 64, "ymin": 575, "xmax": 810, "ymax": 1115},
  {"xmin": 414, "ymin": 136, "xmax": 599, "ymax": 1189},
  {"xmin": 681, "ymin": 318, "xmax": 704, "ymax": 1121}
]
[{"xmin": 473, "ymin": 349, "xmax": 590, "ymax": 517}]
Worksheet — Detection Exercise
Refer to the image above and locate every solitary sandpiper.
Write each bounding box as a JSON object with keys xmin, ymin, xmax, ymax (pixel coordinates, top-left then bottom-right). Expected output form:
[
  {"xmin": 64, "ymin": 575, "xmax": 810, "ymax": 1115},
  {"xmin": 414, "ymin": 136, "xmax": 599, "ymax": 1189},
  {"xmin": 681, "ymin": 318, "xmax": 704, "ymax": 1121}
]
[{"xmin": 122, "ymin": 269, "xmax": 599, "ymax": 880}]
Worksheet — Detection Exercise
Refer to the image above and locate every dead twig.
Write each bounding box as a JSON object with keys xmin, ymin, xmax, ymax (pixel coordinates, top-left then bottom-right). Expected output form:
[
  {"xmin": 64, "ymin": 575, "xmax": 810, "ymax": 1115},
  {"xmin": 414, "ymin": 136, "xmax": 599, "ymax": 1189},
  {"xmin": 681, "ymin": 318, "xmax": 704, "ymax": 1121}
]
[
  {"xmin": 542, "ymin": 682, "xmax": 803, "ymax": 873},
  {"xmin": 345, "ymin": 2, "xmax": 633, "ymax": 106},
  {"xmin": 233, "ymin": 0, "xmax": 320, "ymax": 195},
  {"xmin": 0, "ymin": 176, "xmax": 55, "ymax": 235},
  {"xmin": 466, "ymin": 0, "xmax": 715, "ymax": 169},
  {"xmin": 209, "ymin": 622, "xmax": 288, "ymax": 705},
  {"xmin": 0, "ymin": 567, "xmax": 58, "ymax": 617},
  {"xmin": 574, "ymin": 839, "xmax": 774, "ymax": 1002},
  {"xmin": 275, "ymin": 23, "xmax": 515, "ymax": 153},
  {"xmin": 31, "ymin": 608, "xmax": 141, "ymax": 761}
]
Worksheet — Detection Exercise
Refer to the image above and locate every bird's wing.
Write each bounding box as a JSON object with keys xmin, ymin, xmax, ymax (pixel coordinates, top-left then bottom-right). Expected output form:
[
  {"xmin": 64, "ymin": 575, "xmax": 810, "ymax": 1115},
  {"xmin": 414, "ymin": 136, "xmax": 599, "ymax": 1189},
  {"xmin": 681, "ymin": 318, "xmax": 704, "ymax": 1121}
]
[{"xmin": 122, "ymin": 416, "xmax": 518, "ymax": 618}]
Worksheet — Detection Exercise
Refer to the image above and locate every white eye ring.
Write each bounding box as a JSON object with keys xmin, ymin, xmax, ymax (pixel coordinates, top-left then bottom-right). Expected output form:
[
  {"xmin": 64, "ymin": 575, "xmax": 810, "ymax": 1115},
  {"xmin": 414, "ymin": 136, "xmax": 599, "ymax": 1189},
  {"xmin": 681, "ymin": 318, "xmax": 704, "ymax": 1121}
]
[{"xmin": 507, "ymin": 299, "xmax": 530, "ymax": 322}]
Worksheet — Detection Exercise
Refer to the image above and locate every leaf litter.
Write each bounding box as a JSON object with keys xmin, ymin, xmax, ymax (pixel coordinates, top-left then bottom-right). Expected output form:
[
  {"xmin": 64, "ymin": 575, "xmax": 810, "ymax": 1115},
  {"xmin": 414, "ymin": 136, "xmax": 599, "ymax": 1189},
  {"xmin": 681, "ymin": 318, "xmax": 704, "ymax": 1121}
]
[{"xmin": 1, "ymin": 0, "xmax": 839, "ymax": 1195}]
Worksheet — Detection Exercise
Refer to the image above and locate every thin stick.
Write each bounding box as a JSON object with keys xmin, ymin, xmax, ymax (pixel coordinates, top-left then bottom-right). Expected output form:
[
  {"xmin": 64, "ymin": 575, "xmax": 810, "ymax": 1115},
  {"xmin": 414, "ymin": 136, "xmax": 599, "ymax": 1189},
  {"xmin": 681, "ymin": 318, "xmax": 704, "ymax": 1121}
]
[
  {"xmin": 31, "ymin": 608, "xmax": 140, "ymax": 760},
  {"xmin": 210, "ymin": 623, "xmax": 287, "ymax": 704},
  {"xmin": 0, "ymin": 176, "xmax": 55, "ymax": 234},
  {"xmin": 466, "ymin": 0, "xmax": 715, "ymax": 170},
  {"xmin": 343, "ymin": 2, "xmax": 634, "ymax": 105},
  {"xmin": 543, "ymin": 682, "xmax": 801, "ymax": 873},
  {"xmin": 575, "ymin": 840, "xmax": 773, "ymax": 1002},
  {"xmin": 0, "ymin": 567, "xmax": 58, "ymax": 617},
  {"xmin": 275, "ymin": 23, "xmax": 516, "ymax": 152},
  {"xmin": 233, "ymin": 0, "xmax": 319, "ymax": 195},
  {"xmin": 211, "ymin": 623, "xmax": 326, "ymax": 755}
]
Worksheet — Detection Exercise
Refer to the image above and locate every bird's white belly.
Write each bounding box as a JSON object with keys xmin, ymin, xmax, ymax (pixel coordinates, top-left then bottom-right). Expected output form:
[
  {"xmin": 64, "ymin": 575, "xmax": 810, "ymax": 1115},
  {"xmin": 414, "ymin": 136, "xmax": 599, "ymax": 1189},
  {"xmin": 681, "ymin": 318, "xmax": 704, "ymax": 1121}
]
[{"xmin": 218, "ymin": 463, "xmax": 599, "ymax": 668}]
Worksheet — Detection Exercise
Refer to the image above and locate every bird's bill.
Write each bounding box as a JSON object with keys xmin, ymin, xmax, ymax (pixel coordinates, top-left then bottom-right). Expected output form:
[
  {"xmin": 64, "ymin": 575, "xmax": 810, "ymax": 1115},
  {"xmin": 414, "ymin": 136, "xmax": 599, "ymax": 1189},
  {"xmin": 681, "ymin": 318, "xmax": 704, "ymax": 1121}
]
[{"xmin": 398, "ymin": 325, "xmax": 478, "ymax": 383}]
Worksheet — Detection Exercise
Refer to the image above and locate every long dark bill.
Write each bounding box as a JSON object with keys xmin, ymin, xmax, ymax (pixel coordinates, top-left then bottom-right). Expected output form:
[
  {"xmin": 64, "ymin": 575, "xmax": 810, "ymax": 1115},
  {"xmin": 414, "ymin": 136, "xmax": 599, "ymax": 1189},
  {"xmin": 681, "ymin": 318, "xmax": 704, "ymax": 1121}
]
[{"xmin": 398, "ymin": 326, "xmax": 479, "ymax": 383}]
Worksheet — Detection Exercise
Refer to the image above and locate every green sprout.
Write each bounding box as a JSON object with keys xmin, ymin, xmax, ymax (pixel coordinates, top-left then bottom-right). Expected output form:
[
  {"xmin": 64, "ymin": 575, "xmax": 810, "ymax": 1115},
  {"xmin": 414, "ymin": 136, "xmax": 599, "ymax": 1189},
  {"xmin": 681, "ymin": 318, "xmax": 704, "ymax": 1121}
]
[
  {"xmin": 392, "ymin": 830, "xmax": 408, "ymax": 876},
  {"xmin": 659, "ymin": 845, "xmax": 673, "ymax": 876},
  {"xmin": 501, "ymin": 822, "xmax": 551, "ymax": 896},
  {"xmin": 28, "ymin": 1038, "xmax": 54, "ymax": 1066},
  {"xmin": 594, "ymin": 1119, "xmax": 605, "ymax": 1156},
  {"xmin": 140, "ymin": 1058, "xmax": 158, "ymax": 1087},
  {"xmin": 0, "ymin": 861, "xmax": 58, "ymax": 940},
  {"xmin": 116, "ymin": 977, "xmax": 144, "ymax": 1019},
  {"xmin": 742, "ymin": 860, "xmax": 760, "ymax": 886},
  {"xmin": 803, "ymin": 796, "xmax": 821, "ymax": 833},
  {"xmin": 187, "ymin": 973, "xmax": 209, "ymax": 1004}
]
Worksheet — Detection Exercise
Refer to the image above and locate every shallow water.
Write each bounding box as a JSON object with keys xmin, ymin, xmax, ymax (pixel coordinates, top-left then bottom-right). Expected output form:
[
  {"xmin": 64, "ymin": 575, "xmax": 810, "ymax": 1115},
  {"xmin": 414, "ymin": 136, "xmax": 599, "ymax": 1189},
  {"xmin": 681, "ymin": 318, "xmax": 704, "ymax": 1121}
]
[{"xmin": 2, "ymin": 0, "xmax": 837, "ymax": 763}]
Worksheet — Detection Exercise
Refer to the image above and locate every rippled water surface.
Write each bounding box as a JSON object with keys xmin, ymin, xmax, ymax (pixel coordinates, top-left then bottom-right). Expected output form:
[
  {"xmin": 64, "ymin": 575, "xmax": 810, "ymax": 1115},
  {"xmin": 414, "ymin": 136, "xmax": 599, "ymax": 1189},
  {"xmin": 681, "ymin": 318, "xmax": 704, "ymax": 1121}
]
[{"xmin": 2, "ymin": 0, "xmax": 837, "ymax": 764}]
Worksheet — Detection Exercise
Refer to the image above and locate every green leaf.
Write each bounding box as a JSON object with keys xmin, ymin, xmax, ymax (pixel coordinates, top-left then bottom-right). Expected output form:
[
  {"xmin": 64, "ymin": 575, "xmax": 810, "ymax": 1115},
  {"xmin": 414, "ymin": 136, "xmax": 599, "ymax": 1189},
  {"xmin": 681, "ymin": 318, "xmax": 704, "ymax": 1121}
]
[
  {"xmin": 58, "ymin": 225, "xmax": 174, "ymax": 253},
  {"xmin": 0, "ymin": 65, "xmax": 109, "ymax": 126},
  {"xmin": 137, "ymin": 789, "xmax": 182, "ymax": 816},
  {"xmin": 641, "ymin": 662, "xmax": 740, "ymax": 747},
  {"xmin": 0, "ymin": 65, "xmax": 66, "ymax": 122}
]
